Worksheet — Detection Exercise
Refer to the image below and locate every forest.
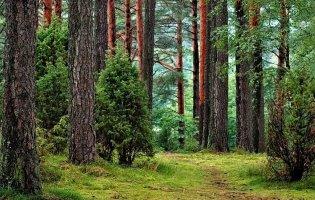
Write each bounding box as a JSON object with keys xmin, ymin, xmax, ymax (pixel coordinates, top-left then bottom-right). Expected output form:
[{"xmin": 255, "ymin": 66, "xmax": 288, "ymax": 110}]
[{"xmin": 0, "ymin": 0, "xmax": 314, "ymax": 199}]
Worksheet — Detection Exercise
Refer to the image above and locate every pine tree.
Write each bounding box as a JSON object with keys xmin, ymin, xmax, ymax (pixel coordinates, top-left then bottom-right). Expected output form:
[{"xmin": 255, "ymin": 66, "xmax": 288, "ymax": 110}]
[
  {"xmin": 68, "ymin": 0, "xmax": 96, "ymax": 164},
  {"xmin": 0, "ymin": 0, "xmax": 41, "ymax": 193}
]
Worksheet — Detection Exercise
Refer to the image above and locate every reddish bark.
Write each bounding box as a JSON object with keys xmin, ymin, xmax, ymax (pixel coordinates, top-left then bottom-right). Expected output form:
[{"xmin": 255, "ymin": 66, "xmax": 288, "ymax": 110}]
[
  {"xmin": 43, "ymin": 0, "xmax": 53, "ymax": 26},
  {"xmin": 198, "ymin": 0, "xmax": 207, "ymax": 146},
  {"xmin": 136, "ymin": 0, "xmax": 144, "ymax": 73},
  {"xmin": 54, "ymin": 0, "xmax": 62, "ymax": 19},
  {"xmin": 125, "ymin": 0, "xmax": 132, "ymax": 57},
  {"xmin": 192, "ymin": 0, "xmax": 199, "ymax": 119},
  {"xmin": 108, "ymin": 0, "xmax": 116, "ymax": 56},
  {"xmin": 177, "ymin": 0, "xmax": 185, "ymax": 147}
]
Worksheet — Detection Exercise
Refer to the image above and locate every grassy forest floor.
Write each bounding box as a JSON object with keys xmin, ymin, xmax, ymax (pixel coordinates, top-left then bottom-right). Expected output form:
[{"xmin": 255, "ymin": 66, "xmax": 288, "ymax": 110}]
[{"xmin": 1, "ymin": 152, "xmax": 314, "ymax": 200}]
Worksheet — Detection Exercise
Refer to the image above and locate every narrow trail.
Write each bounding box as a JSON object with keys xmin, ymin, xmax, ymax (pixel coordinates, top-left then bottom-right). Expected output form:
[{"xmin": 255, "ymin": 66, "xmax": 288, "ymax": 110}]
[{"xmin": 166, "ymin": 154, "xmax": 280, "ymax": 200}]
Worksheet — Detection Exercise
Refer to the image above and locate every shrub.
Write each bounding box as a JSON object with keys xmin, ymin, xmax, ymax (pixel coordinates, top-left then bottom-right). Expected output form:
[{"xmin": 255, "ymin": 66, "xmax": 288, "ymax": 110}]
[
  {"xmin": 96, "ymin": 51, "xmax": 154, "ymax": 165},
  {"xmin": 267, "ymin": 66, "xmax": 315, "ymax": 181},
  {"xmin": 36, "ymin": 19, "xmax": 69, "ymax": 130}
]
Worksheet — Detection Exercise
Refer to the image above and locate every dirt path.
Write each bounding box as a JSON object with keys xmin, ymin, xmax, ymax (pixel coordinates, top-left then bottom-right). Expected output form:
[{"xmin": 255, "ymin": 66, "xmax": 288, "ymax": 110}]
[
  {"xmin": 166, "ymin": 154, "xmax": 280, "ymax": 200},
  {"xmin": 202, "ymin": 166, "xmax": 279, "ymax": 200}
]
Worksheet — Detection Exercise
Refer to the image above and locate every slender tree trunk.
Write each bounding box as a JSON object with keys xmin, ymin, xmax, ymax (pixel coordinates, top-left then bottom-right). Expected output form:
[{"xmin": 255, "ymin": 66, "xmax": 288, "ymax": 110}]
[
  {"xmin": 95, "ymin": 0, "xmax": 108, "ymax": 71},
  {"xmin": 192, "ymin": 0, "xmax": 199, "ymax": 119},
  {"xmin": 54, "ymin": 0, "xmax": 62, "ymax": 19},
  {"xmin": 249, "ymin": 1, "xmax": 265, "ymax": 153},
  {"xmin": 69, "ymin": 0, "xmax": 96, "ymax": 164},
  {"xmin": 125, "ymin": 0, "xmax": 132, "ymax": 57},
  {"xmin": 213, "ymin": 0, "xmax": 229, "ymax": 152},
  {"xmin": 136, "ymin": 0, "xmax": 144, "ymax": 74},
  {"xmin": 278, "ymin": 0, "xmax": 290, "ymax": 81},
  {"xmin": 177, "ymin": 0, "xmax": 185, "ymax": 148},
  {"xmin": 43, "ymin": 0, "xmax": 53, "ymax": 26},
  {"xmin": 0, "ymin": 0, "xmax": 41, "ymax": 194},
  {"xmin": 235, "ymin": 0, "xmax": 253, "ymax": 151},
  {"xmin": 198, "ymin": 0, "xmax": 207, "ymax": 147},
  {"xmin": 142, "ymin": 0, "xmax": 156, "ymax": 109},
  {"xmin": 108, "ymin": 0, "xmax": 116, "ymax": 56}
]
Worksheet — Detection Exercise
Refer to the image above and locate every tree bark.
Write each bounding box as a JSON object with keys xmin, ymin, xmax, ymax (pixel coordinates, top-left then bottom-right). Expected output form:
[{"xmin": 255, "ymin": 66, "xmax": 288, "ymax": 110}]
[
  {"xmin": 177, "ymin": 0, "xmax": 185, "ymax": 148},
  {"xmin": 43, "ymin": 0, "xmax": 53, "ymax": 26},
  {"xmin": 108, "ymin": 0, "xmax": 116, "ymax": 56},
  {"xmin": 95, "ymin": 0, "xmax": 108, "ymax": 71},
  {"xmin": 198, "ymin": 0, "xmax": 207, "ymax": 147},
  {"xmin": 192, "ymin": 0, "xmax": 199, "ymax": 119},
  {"xmin": 213, "ymin": 0, "xmax": 229, "ymax": 152},
  {"xmin": 235, "ymin": 0, "xmax": 253, "ymax": 151},
  {"xmin": 0, "ymin": 0, "xmax": 41, "ymax": 194},
  {"xmin": 54, "ymin": 0, "xmax": 62, "ymax": 19},
  {"xmin": 203, "ymin": 0, "xmax": 216, "ymax": 149},
  {"xmin": 142, "ymin": 0, "xmax": 156, "ymax": 109},
  {"xmin": 69, "ymin": 0, "xmax": 96, "ymax": 164},
  {"xmin": 136, "ymin": 0, "xmax": 144, "ymax": 73},
  {"xmin": 249, "ymin": 0, "xmax": 265, "ymax": 153},
  {"xmin": 278, "ymin": 0, "xmax": 290, "ymax": 81},
  {"xmin": 125, "ymin": 0, "xmax": 132, "ymax": 57}
]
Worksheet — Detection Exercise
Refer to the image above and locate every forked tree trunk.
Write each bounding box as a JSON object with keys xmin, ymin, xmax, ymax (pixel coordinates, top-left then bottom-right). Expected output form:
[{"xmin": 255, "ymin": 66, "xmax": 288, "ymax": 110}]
[
  {"xmin": 249, "ymin": 0, "xmax": 265, "ymax": 153},
  {"xmin": 192, "ymin": 0, "xmax": 199, "ymax": 119},
  {"xmin": 235, "ymin": 0, "xmax": 253, "ymax": 151},
  {"xmin": 108, "ymin": 0, "xmax": 116, "ymax": 56},
  {"xmin": 142, "ymin": 0, "xmax": 156, "ymax": 109},
  {"xmin": 125, "ymin": 0, "xmax": 132, "ymax": 57},
  {"xmin": 198, "ymin": 0, "xmax": 207, "ymax": 147},
  {"xmin": 95, "ymin": 0, "xmax": 108, "ymax": 71},
  {"xmin": 213, "ymin": 0, "xmax": 229, "ymax": 152},
  {"xmin": 69, "ymin": 0, "xmax": 96, "ymax": 164},
  {"xmin": 177, "ymin": 0, "xmax": 185, "ymax": 148},
  {"xmin": 43, "ymin": 0, "xmax": 53, "ymax": 26},
  {"xmin": 0, "ymin": 0, "xmax": 41, "ymax": 194},
  {"xmin": 54, "ymin": 0, "xmax": 62, "ymax": 19},
  {"xmin": 136, "ymin": 0, "xmax": 144, "ymax": 73}
]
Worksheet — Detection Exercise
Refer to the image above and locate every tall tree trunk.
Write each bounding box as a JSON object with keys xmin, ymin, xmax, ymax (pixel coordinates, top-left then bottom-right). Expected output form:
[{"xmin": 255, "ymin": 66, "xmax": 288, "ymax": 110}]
[
  {"xmin": 249, "ymin": 0, "xmax": 265, "ymax": 153},
  {"xmin": 54, "ymin": 0, "xmax": 62, "ymax": 19},
  {"xmin": 278, "ymin": 0, "xmax": 290, "ymax": 81},
  {"xmin": 95, "ymin": 0, "xmax": 108, "ymax": 71},
  {"xmin": 136, "ymin": 0, "xmax": 144, "ymax": 74},
  {"xmin": 125, "ymin": 0, "xmax": 132, "ymax": 57},
  {"xmin": 108, "ymin": 0, "xmax": 116, "ymax": 56},
  {"xmin": 198, "ymin": 0, "xmax": 207, "ymax": 147},
  {"xmin": 69, "ymin": 0, "xmax": 96, "ymax": 164},
  {"xmin": 177, "ymin": 0, "xmax": 185, "ymax": 148},
  {"xmin": 203, "ymin": 0, "xmax": 215, "ymax": 149},
  {"xmin": 192, "ymin": 0, "xmax": 199, "ymax": 119},
  {"xmin": 213, "ymin": 0, "xmax": 229, "ymax": 152},
  {"xmin": 0, "ymin": 0, "xmax": 41, "ymax": 194},
  {"xmin": 142, "ymin": 0, "xmax": 156, "ymax": 109},
  {"xmin": 43, "ymin": 0, "xmax": 53, "ymax": 26},
  {"xmin": 235, "ymin": 0, "xmax": 253, "ymax": 151}
]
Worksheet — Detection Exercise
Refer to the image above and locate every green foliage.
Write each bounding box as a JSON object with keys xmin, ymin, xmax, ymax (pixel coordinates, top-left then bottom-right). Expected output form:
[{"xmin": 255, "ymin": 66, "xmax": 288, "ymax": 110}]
[
  {"xmin": 268, "ymin": 66, "xmax": 315, "ymax": 181},
  {"xmin": 154, "ymin": 108, "xmax": 198, "ymax": 152},
  {"xmin": 36, "ymin": 19, "xmax": 69, "ymax": 130},
  {"xmin": 96, "ymin": 51, "xmax": 154, "ymax": 165},
  {"xmin": 36, "ymin": 116, "xmax": 69, "ymax": 156},
  {"xmin": 36, "ymin": 18, "xmax": 68, "ymax": 79}
]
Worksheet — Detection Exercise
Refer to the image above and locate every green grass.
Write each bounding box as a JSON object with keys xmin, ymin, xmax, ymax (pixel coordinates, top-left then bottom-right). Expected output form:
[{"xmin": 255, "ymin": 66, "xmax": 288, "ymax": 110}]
[{"xmin": 1, "ymin": 152, "xmax": 314, "ymax": 199}]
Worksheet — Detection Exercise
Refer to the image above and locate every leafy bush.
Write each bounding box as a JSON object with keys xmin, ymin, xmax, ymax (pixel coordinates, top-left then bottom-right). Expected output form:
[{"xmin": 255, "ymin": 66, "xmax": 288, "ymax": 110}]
[
  {"xmin": 36, "ymin": 19, "xmax": 69, "ymax": 130},
  {"xmin": 267, "ymin": 66, "xmax": 315, "ymax": 181},
  {"xmin": 96, "ymin": 51, "xmax": 154, "ymax": 165},
  {"xmin": 154, "ymin": 108, "xmax": 198, "ymax": 152},
  {"xmin": 37, "ymin": 116, "xmax": 69, "ymax": 156}
]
